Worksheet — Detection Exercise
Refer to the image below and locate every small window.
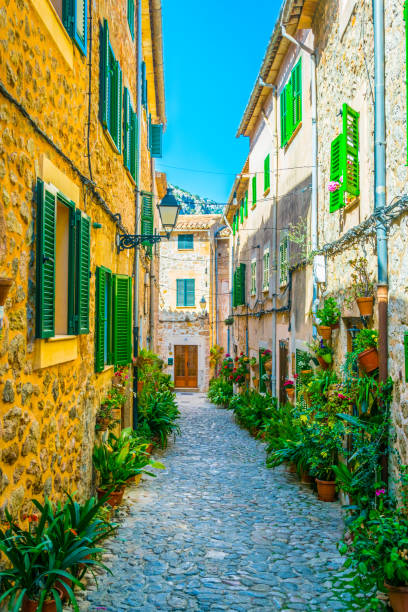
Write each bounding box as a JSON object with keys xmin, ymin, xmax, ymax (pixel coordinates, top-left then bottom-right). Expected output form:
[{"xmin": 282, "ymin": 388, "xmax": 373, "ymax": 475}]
[
  {"xmin": 263, "ymin": 250, "xmax": 270, "ymax": 291},
  {"xmin": 127, "ymin": 0, "xmax": 135, "ymax": 39},
  {"xmin": 177, "ymin": 279, "xmax": 195, "ymax": 307},
  {"xmin": 264, "ymin": 154, "xmax": 270, "ymax": 193},
  {"xmin": 178, "ymin": 234, "xmax": 194, "ymax": 250},
  {"xmin": 280, "ymin": 58, "xmax": 302, "ymax": 147},
  {"xmin": 251, "ymin": 260, "xmax": 257, "ymax": 296},
  {"xmin": 50, "ymin": 0, "xmax": 88, "ymax": 55},
  {"xmin": 279, "ymin": 233, "xmax": 289, "ymax": 287}
]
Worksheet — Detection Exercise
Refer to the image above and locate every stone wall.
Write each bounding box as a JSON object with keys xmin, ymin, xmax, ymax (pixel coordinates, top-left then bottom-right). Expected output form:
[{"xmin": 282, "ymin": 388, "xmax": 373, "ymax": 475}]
[{"xmin": 0, "ymin": 0, "xmax": 160, "ymax": 517}]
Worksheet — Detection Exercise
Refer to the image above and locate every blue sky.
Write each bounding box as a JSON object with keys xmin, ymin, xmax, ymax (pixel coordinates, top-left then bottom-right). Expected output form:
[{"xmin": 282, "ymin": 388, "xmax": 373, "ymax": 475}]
[{"xmin": 156, "ymin": 0, "xmax": 280, "ymax": 204}]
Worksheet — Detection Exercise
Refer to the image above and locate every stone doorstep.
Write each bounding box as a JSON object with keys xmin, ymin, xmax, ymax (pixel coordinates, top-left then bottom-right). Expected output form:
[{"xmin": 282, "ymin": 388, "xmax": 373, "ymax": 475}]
[{"xmin": 175, "ymin": 387, "xmax": 200, "ymax": 392}]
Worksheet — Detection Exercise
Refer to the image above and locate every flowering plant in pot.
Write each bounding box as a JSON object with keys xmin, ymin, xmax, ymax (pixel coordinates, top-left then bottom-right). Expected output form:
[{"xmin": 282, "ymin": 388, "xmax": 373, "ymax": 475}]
[
  {"xmin": 284, "ymin": 379, "xmax": 295, "ymax": 399},
  {"xmin": 354, "ymin": 328, "xmax": 379, "ymax": 374},
  {"xmin": 316, "ymin": 297, "xmax": 341, "ymax": 337},
  {"xmin": 307, "ymin": 339, "xmax": 333, "ymax": 370},
  {"xmin": 308, "ymin": 415, "xmax": 345, "ymax": 502},
  {"xmin": 261, "ymin": 349, "xmax": 272, "ymax": 373},
  {"xmin": 220, "ymin": 354, "xmax": 234, "ymax": 379},
  {"xmin": 231, "ymin": 353, "xmax": 250, "ymax": 386},
  {"xmin": 348, "ymin": 257, "xmax": 375, "ymax": 316}
]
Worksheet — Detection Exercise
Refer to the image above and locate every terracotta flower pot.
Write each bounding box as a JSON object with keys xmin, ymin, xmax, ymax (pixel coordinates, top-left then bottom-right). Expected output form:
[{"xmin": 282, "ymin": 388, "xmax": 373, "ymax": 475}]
[
  {"xmin": 285, "ymin": 387, "xmax": 295, "ymax": 399},
  {"xmin": 96, "ymin": 487, "xmax": 125, "ymax": 507},
  {"xmin": 264, "ymin": 360, "xmax": 272, "ymax": 373},
  {"xmin": 137, "ymin": 380, "xmax": 144, "ymax": 393},
  {"xmin": 56, "ymin": 577, "xmax": 72, "ymax": 602},
  {"xmin": 330, "ymin": 322, "xmax": 340, "ymax": 330},
  {"xmin": 287, "ymin": 462, "xmax": 297, "ymax": 474},
  {"xmin": 317, "ymin": 325, "xmax": 332, "ymax": 340},
  {"xmin": 145, "ymin": 443, "xmax": 154, "ymax": 455},
  {"xmin": 96, "ymin": 417, "xmax": 110, "ymax": 431},
  {"xmin": 317, "ymin": 356, "xmax": 329, "ymax": 370},
  {"xmin": 358, "ymin": 347, "xmax": 379, "ymax": 373},
  {"xmin": 300, "ymin": 369, "xmax": 312, "ymax": 376},
  {"xmin": 316, "ymin": 479, "xmax": 336, "ymax": 502},
  {"xmin": 22, "ymin": 588, "xmax": 63, "ymax": 612},
  {"xmin": 356, "ymin": 296, "xmax": 374, "ymax": 317},
  {"xmin": 385, "ymin": 583, "xmax": 408, "ymax": 612},
  {"xmin": 300, "ymin": 470, "xmax": 313, "ymax": 484}
]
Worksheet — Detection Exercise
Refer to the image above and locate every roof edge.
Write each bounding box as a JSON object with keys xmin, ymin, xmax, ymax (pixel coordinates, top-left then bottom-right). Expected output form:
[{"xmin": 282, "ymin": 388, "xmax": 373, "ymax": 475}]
[{"xmin": 149, "ymin": 0, "xmax": 166, "ymax": 127}]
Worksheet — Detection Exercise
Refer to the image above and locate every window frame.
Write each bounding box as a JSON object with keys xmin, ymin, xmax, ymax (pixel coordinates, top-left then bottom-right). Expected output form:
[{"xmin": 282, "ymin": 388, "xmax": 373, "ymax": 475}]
[
  {"xmin": 263, "ymin": 248, "xmax": 270, "ymax": 291},
  {"xmin": 279, "ymin": 233, "xmax": 289, "ymax": 288},
  {"xmin": 251, "ymin": 259, "xmax": 257, "ymax": 297},
  {"xmin": 178, "ymin": 234, "xmax": 194, "ymax": 251},
  {"xmin": 176, "ymin": 279, "xmax": 196, "ymax": 308}
]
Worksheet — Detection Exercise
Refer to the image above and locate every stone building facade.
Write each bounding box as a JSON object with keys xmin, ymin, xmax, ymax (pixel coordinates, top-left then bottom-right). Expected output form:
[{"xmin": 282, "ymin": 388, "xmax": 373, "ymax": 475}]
[
  {"xmin": 156, "ymin": 215, "xmax": 225, "ymax": 392},
  {"xmin": 0, "ymin": 0, "xmax": 165, "ymax": 516}
]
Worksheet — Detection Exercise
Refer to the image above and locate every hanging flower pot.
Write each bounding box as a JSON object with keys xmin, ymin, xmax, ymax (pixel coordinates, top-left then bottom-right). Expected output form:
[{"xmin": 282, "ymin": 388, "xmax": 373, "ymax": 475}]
[
  {"xmin": 385, "ymin": 583, "xmax": 408, "ymax": 612},
  {"xmin": 317, "ymin": 325, "xmax": 332, "ymax": 340},
  {"xmin": 358, "ymin": 347, "xmax": 379, "ymax": 373},
  {"xmin": 356, "ymin": 296, "xmax": 374, "ymax": 317},
  {"xmin": 317, "ymin": 356, "xmax": 329, "ymax": 370},
  {"xmin": 316, "ymin": 479, "xmax": 336, "ymax": 502},
  {"xmin": 286, "ymin": 387, "xmax": 295, "ymax": 400}
]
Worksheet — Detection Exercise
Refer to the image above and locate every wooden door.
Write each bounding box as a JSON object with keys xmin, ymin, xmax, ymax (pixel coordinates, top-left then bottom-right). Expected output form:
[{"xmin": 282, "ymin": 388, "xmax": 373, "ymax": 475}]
[
  {"xmin": 174, "ymin": 345, "xmax": 198, "ymax": 388},
  {"xmin": 279, "ymin": 340, "xmax": 288, "ymax": 404}
]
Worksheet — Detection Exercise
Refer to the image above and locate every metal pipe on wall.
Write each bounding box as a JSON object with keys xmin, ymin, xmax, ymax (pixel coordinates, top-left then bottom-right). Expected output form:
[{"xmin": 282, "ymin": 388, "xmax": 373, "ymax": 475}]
[
  {"xmin": 222, "ymin": 198, "xmax": 235, "ymax": 354},
  {"xmin": 373, "ymin": 0, "xmax": 388, "ymax": 384}
]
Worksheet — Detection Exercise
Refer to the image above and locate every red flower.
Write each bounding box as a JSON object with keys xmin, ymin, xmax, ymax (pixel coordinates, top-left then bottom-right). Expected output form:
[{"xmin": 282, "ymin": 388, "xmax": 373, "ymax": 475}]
[
  {"xmin": 294, "ymin": 373, "xmax": 299, "ymax": 379},
  {"xmin": 229, "ymin": 375, "xmax": 233, "ymax": 380}
]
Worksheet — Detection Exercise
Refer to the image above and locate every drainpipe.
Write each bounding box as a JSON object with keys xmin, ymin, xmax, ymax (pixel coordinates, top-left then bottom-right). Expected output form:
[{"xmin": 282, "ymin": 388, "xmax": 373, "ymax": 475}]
[
  {"xmin": 214, "ymin": 225, "xmax": 226, "ymax": 347},
  {"xmin": 222, "ymin": 197, "xmax": 235, "ymax": 354},
  {"xmin": 132, "ymin": 0, "xmax": 143, "ymax": 429},
  {"xmin": 373, "ymin": 0, "xmax": 388, "ymax": 385},
  {"xmin": 280, "ymin": 24, "xmax": 318, "ymax": 337}
]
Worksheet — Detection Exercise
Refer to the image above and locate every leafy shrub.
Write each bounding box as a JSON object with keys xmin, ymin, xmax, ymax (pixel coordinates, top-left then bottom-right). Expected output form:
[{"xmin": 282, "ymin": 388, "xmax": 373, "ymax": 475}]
[
  {"xmin": 138, "ymin": 390, "xmax": 180, "ymax": 448},
  {"xmin": 207, "ymin": 377, "xmax": 233, "ymax": 407}
]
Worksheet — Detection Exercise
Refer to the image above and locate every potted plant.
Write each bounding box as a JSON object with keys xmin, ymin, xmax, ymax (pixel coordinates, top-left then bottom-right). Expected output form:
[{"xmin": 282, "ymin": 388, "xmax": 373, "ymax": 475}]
[
  {"xmin": 224, "ymin": 316, "xmax": 234, "ymax": 326},
  {"xmin": 252, "ymin": 376, "xmax": 259, "ymax": 390},
  {"xmin": 348, "ymin": 257, "xmax": 375, "ymax": 316},
  {"xmin": 316, "ymin": 297, "xmax": 341, "ymax": 338},
  {"xmin": 284, "ymin": 379, "xmax": 295, "ymax": 400},
  {"xmin": 93, "ymin": 443, "xmax": 137, "ymax": 506},
  {"xmin": 307, "ymin": 339, "xmax": 333, "ymax": 370},
  {"xmin": 261, "ymin": 349, "xmax": 272, "ymax": 373},
  {"xmin": 296, "ymin": 351, "xmax": 313, "ymax": 375},
  {"xmin": 354, "ymin": 328, "xmax": 379, "ymax": 373},
  {"xmin": 95, "ymin": 399, "xmax": 117, "ymax": 432},
  {"xmin": 308, "ymin": 413, "xmax": 344, "ymax": 502}
]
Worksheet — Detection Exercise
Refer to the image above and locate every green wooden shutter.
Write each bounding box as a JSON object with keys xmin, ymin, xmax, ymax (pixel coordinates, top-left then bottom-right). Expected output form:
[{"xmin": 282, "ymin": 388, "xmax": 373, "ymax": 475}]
[
  {"xmin": 95, "ymin": 266, "xmax": 106, "ymax": 372},
  {"xmin": 101, "ymin": 19, "xmax": 110, "ymax": 129},
  {"xmin": 239, "ymin": 263, "xmax": 246, "ymax": 305},
  {"xmin": 185, "ymin": 279, "xmax": 195, "ymax": 306},
  {"xmin": 232, "ymin": 213, "xmax": 236, "ymax": 236},
  {"xmin": 141, "ymin": 192, "xmax": 154, "ymax": 254},
  {"xmin": 280, "ymin": 89, "xmax": 287, "ymax": 147},
  {"xmin": 114, "ymin": 60, "xmax": 122, "ymax": 152},
  {"xmin": 75, "ymin": 211, "xmax": 90, "ymax": 334},
  {"xmin": 285, "ymin": 82, "xmax": 293, "ymax": 142},
  {"xmin": 127, "ymin": 0, "xmax": 135, "ymax": 39},
  {"xmin": 279, "ymin": 234, "xmax": 289, "ymax": 286},
  {"xmin": 259, "ymin": 350, "xmax": 266, "ymax": 393},
  {"xmin": 63, "ymin": 0, "xmax": 87, "ymax": 55},
  {"xmin": 292, "ymin": 58, "xmax": 302, "ymax": 128},
  {"xmin": 123, "ymin": 88, "xmax": 130, "ymax": 170},
  {"xmin": 239, "ymin": 201, "xmax": 244, "ymax": 224},
  {"xmin": 342, "ymin": 103, "xmax": 360, "ymax": 196},
  {"xmin": 252, "ymin": 175, "xmax": 257, "ymax": 206},
  {"xmin": 405, "ymin": 331, "xmax": 408, "ymax": 383},
  {"xmin": 244, "ymin": 191, "xmax": 248, "ymax": 217},
  {"xmin": 133, "ymin": 112, "xmax": 139, "ymax": 185},
  {"xmin": 251, "ymin": 261, "xmax": 256, "ymax": 295},
  {"xmin": 329, "ymin": 134, "xmax": 345, "ymax": 212},
  {"xmin": 150, "ymin": 124, "xmax": 163, "ymax": 158},
  {"xmin": 264, "ymin": 154, "xmax": 270, "ymax": 192},
  {"xmin": 235, "ymin": 268, "xmax": 241, "ymax": 307},
  {"xmin": 176, "ymin": 279, "xmax": 184, "ymax": 307},
  {"xmin": 113, "ymin": 275, "xmax": 132, "ymax": 366},
  {"xmin": 36, "ymin": 179, "xmax": 56, "ymax": 339},
  {"xmin": 141, "ymin": 61, "xmax": 147, "ymax": 108}
]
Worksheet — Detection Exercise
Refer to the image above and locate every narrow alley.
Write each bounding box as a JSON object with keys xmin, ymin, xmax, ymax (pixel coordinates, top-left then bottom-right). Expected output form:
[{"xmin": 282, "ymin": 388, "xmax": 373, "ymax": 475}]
[{"xmin": 78, "ymin": 394, "xmax": 348, "ymax": 612}]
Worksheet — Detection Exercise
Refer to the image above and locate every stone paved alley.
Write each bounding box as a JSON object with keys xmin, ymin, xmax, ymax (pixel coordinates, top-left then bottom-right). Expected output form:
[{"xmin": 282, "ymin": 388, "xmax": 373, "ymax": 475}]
[{"xmin": 79, "ymin": 394, "xmax": 349, "ymax": 612}]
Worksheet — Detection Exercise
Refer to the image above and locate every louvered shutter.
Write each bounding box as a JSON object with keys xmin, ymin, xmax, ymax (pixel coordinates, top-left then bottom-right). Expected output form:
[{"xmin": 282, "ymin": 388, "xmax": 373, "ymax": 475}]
[
  {"xmin": 113, "ymin": 275, "xmax": 132, "ymax": 366},
  {"xmin": 101, "ymin": 19, "xmax": 109, "ymax": 129},
  {"xmin": 75, "ymin": 211, "xmax": 90, "ymax": 334},
  {"xmin": 95, "ymin": 267, "xmax": 106, "ymax": 372},
  {"xmin": 259, "ymin": 350, "xmax": 266, "ymax": 393},
  {"xmin": 264, "ymin": 154, "xmax": 270, "ymax": 192},
  {"xmin": 127, "ymin": 0, "xmax": 135, "ymax": 39},
  {"xmin": 342, "ymin": 103, "xmax": 360, "ymax": 196},
  {"xmin": 252, "ymin": 175, "xmax": 257, "ymax": 207},
  {"xmin": 36, "ymin": 179, "xmax": 56, "ymax": 339},
  {"xmin": 123, "ymin": 88, "xmax": 130, "ymax": 170},
  {"xmin": 280, "ymin": 89, "xmax": 287, "ymax": 147},
  {"xmin": 114, "ymin": 61, "xmax": 122, "ymax": 152},
  {"xmin": 251, "ymin": 261, "xmax": 256, "ymax": 295},
  {"xmin": 62, "ymin": 0, "xmax": 87, "ymax": 55},
  {"xmin": 132, "ymin": 112, "xmax": 138, "ymax": 184},
  {"xmin": 244, "ymin": 191, "xmax": 248, "ymax": 217},
  {"xmin": 239, "ymin": 263, "xmax": 246, "ymax": 305},
  {"xmin": 232, "ymin": 214, "xmax": 236, "ymax": 236},
  {"xmin": 141, "ymin": 192, "xmax": 154, "ymax": 253},
  {"xmin": 185, "ymin": 279, "xmax": 195, "ymax": 306},
  {"xmin": 150, "ymin": 124, "xmax": 163, "ymax": 158},
  {"xmin": 141, "ymin": 61, "xmax": 147, "ymax": 108},
  {"xmin": 292, "ymin": 59, "xmax": 302, "ymax": 128},
  {"xmin": 240, "ymin": 201, "xmax": 244, "ymax": 224},
  {"xmin": 279, "ymin": 234, "xmax": 289, "ymax": 286},
  {"xmin": 285, "ymin": 82, "xmax": 293, "ymax": 143},
  {"xmin": 176, "ymin": 279, "xmax": 184, "ymax": 307},
  {"xmin": 329, "ymin": 134, "xmax": 345, "ymax": 212}
]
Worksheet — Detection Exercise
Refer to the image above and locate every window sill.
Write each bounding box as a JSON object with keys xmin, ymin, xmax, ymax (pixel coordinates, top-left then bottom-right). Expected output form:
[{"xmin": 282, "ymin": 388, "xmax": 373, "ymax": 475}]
[
  {"xmin": 178, "ymin": 249, "xmax": 194, "ymax": 252},
  {"xmin": 344, "ymin": 196, "xmax": 360, "ymax": 212},
  {"xmin": 30, "ymin": 0, "xmax": 73, "ymax": 69},
  {"xmin": 33, "ymin": 335, "xmax": 78, "ymax": 370},
  {"xmin": 102, "ymin": 364, "xmax": 114, "ymax": 372},
  {"xmin": 284, "ymin": 122, "xmax": 302, "ymax": 150},
  {"xmin": 47, "ymin": 334, "xmax": 76, "ymax": 343},
  {"xmin": 176, "ymin": 306, "xmax": 196, "ymax": 309},
  {"xmin": 103, "ymin": 128, "xmax": 121, "ymax": 155}
]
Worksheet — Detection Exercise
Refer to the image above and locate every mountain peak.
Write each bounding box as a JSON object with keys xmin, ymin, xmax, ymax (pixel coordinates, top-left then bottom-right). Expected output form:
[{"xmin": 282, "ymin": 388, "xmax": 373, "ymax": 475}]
[{"xmin": 170, "ymin": 184, "xmax": 224, "ymax": 215}]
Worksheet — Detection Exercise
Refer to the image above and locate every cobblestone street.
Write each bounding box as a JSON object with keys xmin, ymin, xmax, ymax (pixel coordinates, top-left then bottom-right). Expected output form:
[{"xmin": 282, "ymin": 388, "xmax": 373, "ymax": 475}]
[{"xmin": 80, "ymin": 393, "xmax": 349, "ymax": 611}]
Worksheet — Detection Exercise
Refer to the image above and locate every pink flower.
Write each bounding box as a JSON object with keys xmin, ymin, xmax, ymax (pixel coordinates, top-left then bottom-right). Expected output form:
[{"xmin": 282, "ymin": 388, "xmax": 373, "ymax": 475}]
[
  {"xmin": 328, "ymin": 180, "xmax": 340, "ymax": 193},
  {"xmin": 338, "ymin": 393, "xmax": 348, "ymax": 400},
  {"xmin": 226, "ymin": 354, "xmax": 230, "ymax": 358},
  {"xmin": 294, "ymin": 373, "xmax": 299, "ymax": 379},
  {"xmin": 375, "ymin": 488, "xmax": 386, "ymax": 496}
]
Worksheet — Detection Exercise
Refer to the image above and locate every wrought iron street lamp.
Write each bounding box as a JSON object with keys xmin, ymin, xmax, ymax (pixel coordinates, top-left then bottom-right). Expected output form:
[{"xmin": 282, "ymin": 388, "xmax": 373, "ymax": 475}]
[
  {"xmin": 200, "ymin": 296, "xmax": 207, "ymax": 312},
  {"xmin": 116, "ymin": 187, "xmax": 181, "ymax": 252}
]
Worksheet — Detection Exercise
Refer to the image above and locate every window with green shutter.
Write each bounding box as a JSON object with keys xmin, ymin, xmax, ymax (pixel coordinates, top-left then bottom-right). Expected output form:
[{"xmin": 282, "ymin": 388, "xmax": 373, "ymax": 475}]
[
  {"xmin": 252, "ymin": 175, "xmax": 257, "ymax": 208},
  {"xmin": 178, "ymin": 234, "xmax": 194, "ymax": 250},
  {"xmin": 240, "ymin": 200, "xmax": 244, "ymax": 224},
  {"xmin": 95, "ymin": 266, "xmax": 113, "ymax": 372},
  {"xmin": 233, "ymin": 266, "xmax": 245, "ymax": 307},
  {"xmin": 244, "ymin": 191, "xmax": 248, "ymax": 217},
  {"xmin": 101, "ymin": 20, "xmax": 122, "ymax": 152},
  {"xmin": 149, "ymin": 122, "xmax": 163, "ymax": 158},
  {"xmin": 259, "ymin": 349, "xmax": 266, "ymax": 393},
  {"xmin": 127, "ymin": 0, "xmax": 135, "ymax": 39},
  {"xmin": 280, "ymin": 58, "xmax": 302, "ymax": 147},
  {"xmin": 176, "ymin": 279, "xmax": 195, "ymax": 307},
  {"xmin": 113, "ymin": 274, "xmax": 132, "ymax": 366},
  {"xmin": 329, "ymin": 103, "xmax": 360, "ymax": 213},
  {"xmin": 264, "ymin": 154, "xmax": 270, "ymax": 193},
  {"xmin": 123, "ymin": 88, "xmax": 137, "ymax": 181},
  {"xmin": 232, "ymin": 213, "xmax": 236, "ymax": 236},
  {"xmin": 263, "ymin": 249, "xmax": 270, "ymax": 290},
  {"xmin": 62, "ymin": 0, "xmax": 87, "ymax": 55},
  {"xmin": 36, "ymin": 178, "xmax": 90, "ymax": 339},
  {"xmin": 141, "ymin": 61, "xmax": 148, "ymax": 108},
  {"xmin": 251, "ymin": 260, "xmax": 256, "ymax": 296},
  {"xmin": 141, "ymin": 192, "xmax": 154, "ymax": 256},
  {"xmin": 279, "ymin": 233, "xmax": 289, "ymax": 287}
]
